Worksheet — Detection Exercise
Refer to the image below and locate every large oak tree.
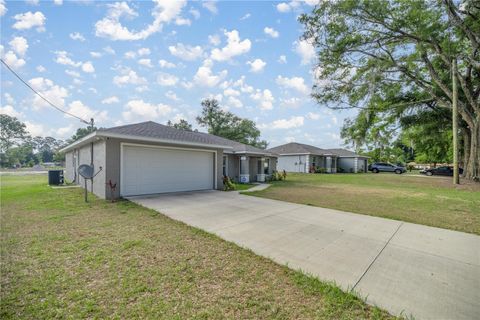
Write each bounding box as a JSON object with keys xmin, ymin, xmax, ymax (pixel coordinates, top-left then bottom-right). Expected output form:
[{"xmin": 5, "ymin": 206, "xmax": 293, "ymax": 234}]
[
  {"xmin": 196, "ymin": 99, "xmax": 268, "ymax": 149},
  {"xmin": 300, "ymin": 0, "xmax": 479, "ymax": 180}
]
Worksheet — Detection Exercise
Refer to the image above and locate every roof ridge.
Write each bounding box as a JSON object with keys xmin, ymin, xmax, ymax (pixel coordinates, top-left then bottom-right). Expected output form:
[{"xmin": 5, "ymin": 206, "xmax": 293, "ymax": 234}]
[{"xmin": 100, "ymin": 120, "xmax": 157, "ymax": 131}]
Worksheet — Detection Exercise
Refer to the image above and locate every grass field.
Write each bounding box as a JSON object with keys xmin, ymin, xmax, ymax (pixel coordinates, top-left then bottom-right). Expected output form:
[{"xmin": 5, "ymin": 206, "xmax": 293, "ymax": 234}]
[
  {"xmin": 247, "ymin": 173, "xmax": 480, "ymax": 235},
  {"xmin": 0, "ymin": 175, "xmax": 395, "ymax": 319}
]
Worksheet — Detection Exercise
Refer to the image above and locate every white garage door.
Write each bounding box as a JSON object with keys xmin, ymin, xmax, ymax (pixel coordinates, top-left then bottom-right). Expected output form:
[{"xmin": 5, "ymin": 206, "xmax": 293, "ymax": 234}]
[{"xmin": 121, "ymin": 144, "xmax": 215, "ymax": 196}]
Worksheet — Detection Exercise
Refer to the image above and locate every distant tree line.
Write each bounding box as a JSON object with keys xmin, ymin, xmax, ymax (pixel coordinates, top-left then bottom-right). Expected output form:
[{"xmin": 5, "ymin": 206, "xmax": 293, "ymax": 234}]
[{"xmin": 0, "ymin": 114, "xmax": 97, "ymax": 168}]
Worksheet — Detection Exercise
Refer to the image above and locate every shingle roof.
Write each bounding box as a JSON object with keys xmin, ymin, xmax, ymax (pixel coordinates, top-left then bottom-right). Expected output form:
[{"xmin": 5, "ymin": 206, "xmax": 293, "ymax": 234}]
[
  {"xmin": 98, "ymin": 121, "xmax": 275, "ymax": 156},
  {"xmin": 325, "ymin": 148, "xmax": 368, "ymax": 158},
  {"xmin": 267, "ymin": 143, "xmax": 368, "ymax": 158},
  {"xmin": 267, "ymin": 142, "xmax": 334, "ymax": 155}
]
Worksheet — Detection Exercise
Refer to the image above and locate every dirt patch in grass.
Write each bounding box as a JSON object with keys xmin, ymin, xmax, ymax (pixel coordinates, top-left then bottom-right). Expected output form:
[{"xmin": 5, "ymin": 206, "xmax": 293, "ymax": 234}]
[
  {"xmin": 0, "ymin": 175, "xmax": 395, "ymax": 319},
  {"xmin": 249, "ymin": 173, "xmax": 480, "ymax": 235}
]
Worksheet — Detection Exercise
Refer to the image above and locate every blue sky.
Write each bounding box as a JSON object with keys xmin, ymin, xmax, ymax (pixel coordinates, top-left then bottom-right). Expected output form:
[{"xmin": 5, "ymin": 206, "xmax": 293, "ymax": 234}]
[{"xmin": 1, "ymin": 0, "xmax": 354, "ymax": 148}]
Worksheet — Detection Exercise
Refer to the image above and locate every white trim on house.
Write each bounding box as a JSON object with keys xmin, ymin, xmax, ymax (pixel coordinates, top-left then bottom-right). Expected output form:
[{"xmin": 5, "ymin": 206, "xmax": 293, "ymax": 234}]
[
  {"xmin": 233, "ymin": 150, "xmax": 276, "ymax": 156},
  {"xmin": 120, "ymin": 142, "xmax": 218, "ymax": 196},
  {"xmin": 60, "ymin": 131, "xmax": 233, "ymax": 153},
  {"xmin": 222, "ymin": 155, "xmax": 228, "ymax": 177},
  {"xmin": 276, "ymin": 152, "xmax": 338, "ymax": 156},
  {"xmin": 59, "ymin": 132, "xmax": 97, "ymax": 153}
]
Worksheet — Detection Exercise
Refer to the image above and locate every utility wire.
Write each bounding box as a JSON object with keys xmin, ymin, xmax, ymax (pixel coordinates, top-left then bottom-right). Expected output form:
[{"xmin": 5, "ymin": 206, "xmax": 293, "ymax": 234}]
[{"xmin": 1, "ymin": 58, "xmax": 90, "ymax": 125}]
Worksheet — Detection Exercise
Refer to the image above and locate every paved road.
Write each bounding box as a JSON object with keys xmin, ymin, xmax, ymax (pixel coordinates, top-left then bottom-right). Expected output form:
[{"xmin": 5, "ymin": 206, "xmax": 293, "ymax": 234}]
[{"xmin": 128, "ymin": 191, "xmax": 480, "ymax": 320}]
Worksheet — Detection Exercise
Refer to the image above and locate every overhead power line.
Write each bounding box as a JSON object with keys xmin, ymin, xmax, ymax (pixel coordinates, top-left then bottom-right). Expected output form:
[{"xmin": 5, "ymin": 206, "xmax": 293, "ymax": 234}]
[{"xmin": 1, "ymin": 58, "xmax": 91, "ymax": 125}]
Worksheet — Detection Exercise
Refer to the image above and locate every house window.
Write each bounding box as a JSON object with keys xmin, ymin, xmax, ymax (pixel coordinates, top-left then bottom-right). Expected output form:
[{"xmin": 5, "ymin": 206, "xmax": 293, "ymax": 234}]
[
  {"xmin": 264, "ymin": 159, "xmax": 270, "ymax": 174},
  {"xmin": 222, "ymin": 155, "xmax": 227, "ymax": 177}
]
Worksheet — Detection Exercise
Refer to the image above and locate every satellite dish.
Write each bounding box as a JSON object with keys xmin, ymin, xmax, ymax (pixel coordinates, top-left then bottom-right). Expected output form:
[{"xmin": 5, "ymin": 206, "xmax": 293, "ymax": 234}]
[
  {"xmin": 77, "ymin": 164, "xmax": 102, "ymax": 202},
  {"xmin": 78, "ymin": 164, "xmax": 94, "ymax": 179}
]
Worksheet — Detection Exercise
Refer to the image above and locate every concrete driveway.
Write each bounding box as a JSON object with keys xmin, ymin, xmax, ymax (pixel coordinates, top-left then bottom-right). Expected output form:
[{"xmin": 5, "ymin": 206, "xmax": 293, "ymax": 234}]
[{"xmin": 128, "ymin": 190, "xmax": 480, "ymax": 320}]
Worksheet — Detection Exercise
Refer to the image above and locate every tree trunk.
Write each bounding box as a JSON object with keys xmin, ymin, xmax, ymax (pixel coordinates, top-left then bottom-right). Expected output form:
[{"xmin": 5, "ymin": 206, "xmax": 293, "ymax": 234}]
[
  {"xmin": 462, "ymin": 129, "xmax": 470, "ymax": 173},
  {"xmin": 463, "ymin": 120, "xmax": 479, "ymax": 181}
]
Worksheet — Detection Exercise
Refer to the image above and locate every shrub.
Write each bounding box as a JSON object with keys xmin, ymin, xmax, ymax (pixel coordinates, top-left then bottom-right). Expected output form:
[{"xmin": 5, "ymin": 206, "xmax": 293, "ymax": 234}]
[
  {"xmin": 223, "ymin": 176, "xmax": 236, "ymax": 191},
  {"xmin": 315, "ymin": 167, "xmax": 326, "ymax": 173},
  {"xmin": 270, "ymin": 170, "xmax": 286, "ymax": 181}
]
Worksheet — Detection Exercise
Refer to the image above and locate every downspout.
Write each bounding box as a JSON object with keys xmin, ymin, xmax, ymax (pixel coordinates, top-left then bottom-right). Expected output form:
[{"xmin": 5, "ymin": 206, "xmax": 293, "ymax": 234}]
[
  {"xmin": 90, "ymin": 141, "xmax": 94, "ymax": 193},
  {"xmin": 89, "ymin": 118, "xmax": 94, "ymax": 194}
]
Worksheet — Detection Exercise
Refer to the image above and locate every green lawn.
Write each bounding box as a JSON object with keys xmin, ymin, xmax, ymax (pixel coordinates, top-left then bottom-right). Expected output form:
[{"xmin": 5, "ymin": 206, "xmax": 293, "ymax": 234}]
[
  {"xmin": 247, "ymin": 173, "xmax": 480, "ymax": 235},
  {"xmin": 233, "ymin": 183, "xmax": 255, "ymax": 191},
  {"xmin": 0, "ymin": 175, "xmax": 395, "ymax": 319}
]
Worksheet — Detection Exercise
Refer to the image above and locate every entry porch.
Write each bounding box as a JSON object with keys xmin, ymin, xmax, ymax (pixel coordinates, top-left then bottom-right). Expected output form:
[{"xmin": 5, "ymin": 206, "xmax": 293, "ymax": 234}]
[{"xmin": 223, "ymin": 154, "xmax": 277, "ymax": 183}]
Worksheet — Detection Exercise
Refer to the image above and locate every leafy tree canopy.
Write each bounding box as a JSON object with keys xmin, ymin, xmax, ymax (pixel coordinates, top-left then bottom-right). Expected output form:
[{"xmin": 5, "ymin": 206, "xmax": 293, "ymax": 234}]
[
  {"xmin": 68, "ymin": 126, "xmax": 97, "ymax": 143},
  {"xmin": 196, "ymin": 99, "xmax": 268, "ymax": 149},
  {"xmin": 0, "ymin": 114, "xmax": 29, "ymax": 152},
  {"xmin": 167, "ymin": 119, "xmax": 193, "ymax": 131},
  {"xmin": 300, "ymin": 0, "xmax": 479, "ymax": 179}
]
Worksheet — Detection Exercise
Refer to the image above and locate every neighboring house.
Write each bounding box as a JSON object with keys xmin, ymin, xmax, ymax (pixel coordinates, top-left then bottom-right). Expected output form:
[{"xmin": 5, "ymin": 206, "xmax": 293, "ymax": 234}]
[
  {"xmin": 267, "ymin": 142, "xmax": 338, "ymax": 173},
  {"xmin": 60, "ymin": 121, "xmax": 276, "ymax": 200},
  {"xmin": 325, "ymin": 148, "xmax": 369, "ymax": 173}
]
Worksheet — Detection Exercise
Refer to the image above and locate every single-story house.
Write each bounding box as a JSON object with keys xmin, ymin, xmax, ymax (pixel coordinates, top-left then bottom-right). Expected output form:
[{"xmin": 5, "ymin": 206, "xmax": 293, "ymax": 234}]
[
  {"xmin": 60, "ymin": 121, "xmax": 277, "ymax": 200},
  {"xmin": 267, "ymin": 142, "xmax": 369, "ymax": 174},
  {"xmin": 267, "ymin": 142, "xmax": 338, "ymax": 173},
  {"xmin": 325, "ymin": 148, "xmax": 369, "ymax": 173}
]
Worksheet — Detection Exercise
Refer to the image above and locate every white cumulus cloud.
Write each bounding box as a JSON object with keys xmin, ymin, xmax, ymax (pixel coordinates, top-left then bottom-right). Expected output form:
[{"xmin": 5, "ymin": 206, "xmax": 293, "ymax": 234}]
[
  {"xmin": 67, "ymin": 100, "xmax": 108, "ymax": 123},
  {"xmin": 54, "ymin": 51, "xmax": 81, "ymax": 67},
  {"xmin": 264, "ymin": 27, "xmax": 279, "ymax": 38},
  {"xmin": 306, "ymin": 112, "xmax": 320, "ymax": 120},
  {"xmin": 81, "ymin": 61, "xmax": 95, "ymax": 73},
  {"xmin": 247, "ymin": 59, "xmax": 266, "ymax": 73},
  {"xmin": 36, "ymin": 65, "xmax": 46, "ymax": 72},
  {"xmin": 276, "ymin": 75, "xmax": 309, "ymax": 94},
  {"xmin": 294, "ymin": 39, "xmax": 316, "ymax": 65},
  {"xmin": 208, "ymin": 34, "xmax": 221, "ymax": 46},
  {"xmin": 27, "ymin": 77, "xmax": 68, "ymax": 110},
  {"xmin": 158, "ymin": 59, "xmax": 176, "ymax": 68},
  {"xmin": 168, "ymin": 43, "xmax": 203, "ymax": 61},
  {"xmin": 138, "ymin": 58, "xmax": 153, "ymax": 67},
  {"xmin": 9, "ymin": 37, "xmax": 28, "ymax": 56},
  {"xmin": 102, "ymin": 96, "xmax": 120, "ymax": 104},
  {"xmin": 271, "ymin": 116, "xmax": 304, "ymax": 129},
  {"xmin": 123, "ymin": 99, "xmax": 173, "ymax": 121},
  {"xmin": 12, "ymin": 11, "xmax": 45, "ymax": 31},
  {"xmin": 202, "ymin": 1, "xmax": 217, "ymax": 14},
  {"xmin": 157, "ymin": 72, "xmax": 178, "ymax": 86},
  {"xmin": 211, "ymin": 30, "xmax": 251, "ymax": 62},
  {"xmin": 90, "ymin": 51, "xmax": 102, "ymax": 58},
  {"xmin": 227, "ymin": 96, "xmax": 243, "ymax": 108},
  {"xmin": 0, "ymin": 105, "xmax": 23, "ymax": 118},
  {"xmin": 276, "ymin": 2, "xmax": 290, "ymax": 12},
  {"xmin": 69, "ymin": 32, "xmax": 85, "ymax": 42},
  {"xmin": 113, "ymin": 67, "xmax": 147, "ymax": 86},
  {"xmin": 250, "ymin": 89, "xmax": 274, "ymax": 110},
  {"xmin": 95, "ymin": 0, "xmax": 187, "ymax": 41},
  {"xmin": 0, "ymin": 0, "xmax": 7, "ymax": 17},
  {"xmin": 193, "ymin": 59, "xmax": 227, "ymax": 87},
  {"xmin": 1, "ymin": 48, "xmax": 25, "ymax": 69}
]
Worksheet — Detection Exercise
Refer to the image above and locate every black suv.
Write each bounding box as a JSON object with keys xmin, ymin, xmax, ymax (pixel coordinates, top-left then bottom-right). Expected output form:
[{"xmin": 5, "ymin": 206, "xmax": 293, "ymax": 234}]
[{"xmin": 421, "ymin": 166, "xmax": 463, "ymax": 176}]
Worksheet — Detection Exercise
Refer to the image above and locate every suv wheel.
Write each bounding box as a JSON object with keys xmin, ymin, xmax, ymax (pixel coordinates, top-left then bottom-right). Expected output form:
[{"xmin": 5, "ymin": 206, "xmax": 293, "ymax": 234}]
[
  {"xmin": 395, "ymin": 169, "xmax": 402, "ymax": 174},
  {"xmin": 426, "ymin": 171, "xmax": 433, "ymax": 176},
  {"xmin": 372, "ymin": 168, "xmax": 379, "ymax": 173}
]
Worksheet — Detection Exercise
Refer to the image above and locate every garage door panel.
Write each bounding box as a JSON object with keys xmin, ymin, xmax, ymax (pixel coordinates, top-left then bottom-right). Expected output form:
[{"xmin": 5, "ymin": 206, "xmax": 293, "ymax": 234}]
[{"xmin": 121, "ymin": 145, "xmax": 214, "ymax": 196}]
